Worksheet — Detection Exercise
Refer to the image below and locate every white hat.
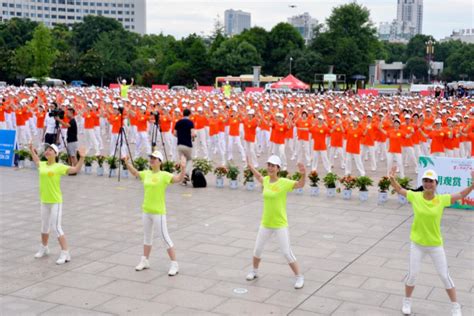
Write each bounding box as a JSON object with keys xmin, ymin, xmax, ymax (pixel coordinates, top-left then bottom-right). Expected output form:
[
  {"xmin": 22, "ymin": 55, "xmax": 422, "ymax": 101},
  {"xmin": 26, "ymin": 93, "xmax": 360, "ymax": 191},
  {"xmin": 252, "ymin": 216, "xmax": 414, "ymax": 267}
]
[
  {"xmin": 112, "ymin": 104, "xmax": 119, "ymax": 109},
  {"xmin": 46, "ymin": 144, "xmax": 59, "ymax": 156},
  {"xmin": 422, "ymin": 169, "xmax": 438, "ymax": 181},
  {"xmin": 248, "ymin": 109, "xmax": 255, "ymax": 115},
  {"xmin": 276, "ymin": 113, "xmax": 284, "ymax": 118},
  {"xmin": 122, "ymin": 79, "xmax": 127, "ymax": 84},
  {"xmin": 213, "ymin": 109, "xmax": 218, "ymax": 114},
  {"xmin": 197, "ymin": 106, "xmax": 203, "ymax": 112},
  {"xmin": 149, "ymin": 150, "xmax": 164, "ymax": 161},
  {"xmin": 434, "ymin": 118, "xmax": 442, "ymax": 124},
  {"xmin": 404, "ymin": 114, "xmax": 410, "ymax": 119},
  {"xmin": 174, "ymin": 108, "xmax": 180, "ymax": 113},
  {"xmin": 267, "ymin": 155, "xmax": 282, "ymax": 167},
  {"xmin": 352, "ymin": 116, "xmax": 360, "ymax": 122},
  {"xmin": 140, "ymin": 105, "xmax": 146, "ymax": 111},
  {"xmin": 317, "ymin": 115, "xmax": 324, "ymax": 120}
]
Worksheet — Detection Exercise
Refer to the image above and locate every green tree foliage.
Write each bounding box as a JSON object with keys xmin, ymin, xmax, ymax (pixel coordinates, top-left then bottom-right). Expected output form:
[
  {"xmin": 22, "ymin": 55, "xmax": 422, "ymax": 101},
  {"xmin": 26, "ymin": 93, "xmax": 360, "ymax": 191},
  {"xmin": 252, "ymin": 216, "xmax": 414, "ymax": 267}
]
[
  {"xmin": 406, "ymin": 34, "xmax": 432, "ymax": 59},
  {"xmin": 405, "ymin": 57, "xmax": 428, "ymax": 82},
  {"xmin": 267, "ymin": 23, "xmax": 305, "ymax": 75},
  {"xmin": 71, "ymin": 15, "xmax": 122, "ymax": 52},
  {"xmin": 211, "ymin": 38, "xmax": 262, "ymax": 76},
  {"xmin": 29, "ymin": 24, "xmax": 58, "ymax": 79}
]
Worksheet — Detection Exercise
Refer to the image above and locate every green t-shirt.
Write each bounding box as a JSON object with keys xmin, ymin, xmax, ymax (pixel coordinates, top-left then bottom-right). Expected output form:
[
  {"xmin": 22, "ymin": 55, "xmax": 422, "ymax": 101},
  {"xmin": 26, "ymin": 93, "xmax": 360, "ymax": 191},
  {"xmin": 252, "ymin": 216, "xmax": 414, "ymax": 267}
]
[
  {"xmin": 120, "ymin": 84, "xmax": 130, "ymax": 98},
  {"xmin": 139, "ymin": 170, "xmax": 173, "ymax": 214},
  {"xmin": 223, "ymin": 85, "xmax": 231, "ymax": 98},
  {"xmin": 407, "ymin": 191, "xmax": 451, "ymax": 246},
  {"xmin": 38, "ymin": 161, "xmax": 70, "ymax": 203},
  {"xmin": 261, "ymin": 176, "xmax": 296, "ymax": 228}
]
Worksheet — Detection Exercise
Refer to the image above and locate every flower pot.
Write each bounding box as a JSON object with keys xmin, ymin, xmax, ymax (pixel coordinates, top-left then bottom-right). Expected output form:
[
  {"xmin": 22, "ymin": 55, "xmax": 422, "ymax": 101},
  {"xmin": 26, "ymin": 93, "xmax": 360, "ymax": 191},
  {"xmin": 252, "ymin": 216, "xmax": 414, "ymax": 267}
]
[
  {"xmin": 96, "ymin": 166, "xmax": 104, "ymax": 176},
  {"xmin": 245, "ymin": 181, "xmax": 255, "ymax": 191},
  {"xmin": 18, "ymin": 160, "xmax": 25, "ymax": 168},
  {"xmin": 28, "ymin": 160, "xmax": 36, "ymax": 169},
  {"xmin": 122, "ymin": 169, "xmax": 129, "ymax": 178},
  {"xmin": 295, "ymin": 188, "xmax": 304, "ymax": 195},
  {"xmin": 84, "ymin": 166, "xmax": 92, "ymax": 174},
  {"xmin": 326, "ymin": 187, "xmax": 336, "ymax": 197},
  {"xmin": 398, "ymin": 194, "xmax": 408, "ymax": 205},
  {"xmin": 229, "ymin": 179, "xmax": 238, "ymax": 189},
  {"xmin": 342, "ymin": 189, "xmax": 352, "ymax": 200},
  {"xmin": 109, "ymin": 168, "xmax": 117, "ymax": 177},
  {"xmin": 378, "ymin": 191, "xmax": 388, "ymax": 204},
  {"xmin": 310, "ymin": 186, "xmax": 320, "ymax": 196},
  {"xmin": 359, "ymin": 191, "xmax": 369, "ymax": 201},
  {"xmin": 216, "ymin": 177, "xmax": 224, "ymax": 188}
]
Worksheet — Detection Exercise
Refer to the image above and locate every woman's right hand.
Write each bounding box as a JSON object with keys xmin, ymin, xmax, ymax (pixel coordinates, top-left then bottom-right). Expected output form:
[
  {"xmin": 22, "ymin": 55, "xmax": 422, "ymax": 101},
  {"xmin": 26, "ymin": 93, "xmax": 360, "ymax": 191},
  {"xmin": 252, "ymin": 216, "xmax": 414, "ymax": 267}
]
[{"xmin": 389, "ymin": 166, "xmax": 397, "ymax": 178}]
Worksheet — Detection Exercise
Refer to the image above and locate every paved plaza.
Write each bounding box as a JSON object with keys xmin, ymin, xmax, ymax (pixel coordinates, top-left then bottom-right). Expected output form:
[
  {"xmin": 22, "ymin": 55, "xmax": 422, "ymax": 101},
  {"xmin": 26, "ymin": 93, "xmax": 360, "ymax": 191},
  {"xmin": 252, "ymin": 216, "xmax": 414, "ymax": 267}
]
[{"xmin": 1, "ymin": 158, "xmax": 473, "ymax": 315}]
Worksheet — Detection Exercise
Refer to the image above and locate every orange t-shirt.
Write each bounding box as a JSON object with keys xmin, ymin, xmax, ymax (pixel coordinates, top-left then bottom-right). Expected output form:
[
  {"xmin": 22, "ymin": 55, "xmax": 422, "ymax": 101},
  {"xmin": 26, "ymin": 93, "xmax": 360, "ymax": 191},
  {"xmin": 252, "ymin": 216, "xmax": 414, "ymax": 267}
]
[
  {"xmin": 243, "ymin": 117, "xmax": 258, "ymax": 143},
  {"xmin": 428, "ymin": 129, "xmax": 446, "ymax": 153},
  {"xmin": 83, "ymin": 111, "xmax": 96, "ymax": 129},
  {"xmin": 228, "ymin": 116, "xmax": 241, "ymax": 137},
  {"xmin": 15, "ymin": 110, "xmax": 26, "ymax": 126},
  {"xmin": 387, "ymin": 129, "xmax": 406, "ymax": 153},
  {"xmin": 108, "ymin": 114, "xmax": 122, "ymax": 134},
  {"xmin": 136, "ymin": 112, "xmax": 150, "ymax": 132},
  {"xmin": 272, "ymin": 121, "xmax": 288, "ymax": 145},
  {"xmin": 345, "ymin": 126, "xmax": 364, "ymax": 154},
  {"xmin": 361, "ymin": 122, "xmax": 376, "ymax": 146},
  {"xmin": 36, "ymin": 111, "xmax": 46, "ymax": 128},
  {"xmin": 159, "ymin": 114, "xmax": 172, "ymax": 132},
  {"xmin": 296, "ymin": 118, "xmax": 311, "ymax": 141},
  {"xmin": 193, "ymin": 114, "xmax": 208, "ymax": 130},
  {"xmin": 208, "ymin": 117, "xmax": 219, "ymax": 136},
  {"xmin": 0, "ymin": 105, "xmax": 5, "ymax": 122},
  {"xmin": 310, "ymin": 125, "xmax": 329, "ymax": 151},
  {"xmin": 330, "ymin": 124, "xmax": 344, "ymax": 147}
]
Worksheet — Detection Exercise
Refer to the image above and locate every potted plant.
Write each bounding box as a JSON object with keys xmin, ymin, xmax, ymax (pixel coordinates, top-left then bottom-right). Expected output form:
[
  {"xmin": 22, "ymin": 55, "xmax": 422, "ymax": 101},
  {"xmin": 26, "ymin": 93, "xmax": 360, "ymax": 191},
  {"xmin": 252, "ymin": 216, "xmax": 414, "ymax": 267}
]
[
  {"xmin": 243, "ymin": 167, "xmax": 255, "ymax": 191},
  {"xmin": 14, "ymin": 149, "xmax": 30, "ymax": 168},
  {"xmin": 394, "ymin": 176, "xmax": 412, "ymax": 204},
  {"xmin": 134, "ymin": 157, "xmax": 149, "ymax": 171},
  {"xmin": 162, "ymin": 160, "xmax": 176, "ymax": 173},
  {"xmin": 339, "ymin": 175, "xmax": 357, "ymax": 200},
  {"xmin": 193, "ymin": 158, "xmax": 213, "ymax": 175},
  {"xmin": 213, "ymin": 166, "xmax": 227, "ymax": 188},
  {"xmin": 84, "ymin": 156, "xmax": 95, "ymax": 175},
  {"xmin": 355, "ymin": 176, "xmax": 373, "ymax": 201},
  {"xmin": 107, "ymin": 156, "xmax": 118, "ymax": 177},
  {"xmin": 96, "ymin": 155, "xmax": 106, "ymax": 176},
  {"xmin": 226, "ymin": 165, "xmax": 240, "ymax": 189},
  {"xmin": 291, "ymin": 172, "xmax": 303, "ymax": 195},
  {"xmin": 278, "ymin": 169, "xmax": 289, "ymax": 178},
  {"xmin": 59, "ymin": 152, "xmax": 69, "ymax": 165},
  {"xmin": 323, "ymin": 172, "xmax": 338, "ymax": 197},
  {"xmin": 308, "ymin": 171, "xmax": 320, "ymax": 196},
  {"xmin": 377, "ymin": 176, "xmax": 391, "ymax": 204},
  {"xmin": 120, "ymin": 158, "xmax": 129, "ymax": 178}
]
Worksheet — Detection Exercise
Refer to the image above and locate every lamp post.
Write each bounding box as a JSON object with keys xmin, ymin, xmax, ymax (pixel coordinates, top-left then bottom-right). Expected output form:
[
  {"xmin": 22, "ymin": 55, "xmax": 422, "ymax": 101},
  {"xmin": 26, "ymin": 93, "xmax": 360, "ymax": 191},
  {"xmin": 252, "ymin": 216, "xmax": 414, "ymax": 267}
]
[
  {"xmin": 425, "ymin": 38, "xmax": 434, "ymax": 83},
  {"xmin": 289, "ymin": 57, "xmax": 293, "ymax": 75}
]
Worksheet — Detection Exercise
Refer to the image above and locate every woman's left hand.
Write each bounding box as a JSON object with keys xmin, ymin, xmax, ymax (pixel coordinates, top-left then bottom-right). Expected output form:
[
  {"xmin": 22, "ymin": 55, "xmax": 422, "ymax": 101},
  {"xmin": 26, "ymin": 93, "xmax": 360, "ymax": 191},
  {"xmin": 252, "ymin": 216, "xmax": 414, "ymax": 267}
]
[{"xmin": 297, "ymin": 162, "xmax": 305, "ymax": 174}]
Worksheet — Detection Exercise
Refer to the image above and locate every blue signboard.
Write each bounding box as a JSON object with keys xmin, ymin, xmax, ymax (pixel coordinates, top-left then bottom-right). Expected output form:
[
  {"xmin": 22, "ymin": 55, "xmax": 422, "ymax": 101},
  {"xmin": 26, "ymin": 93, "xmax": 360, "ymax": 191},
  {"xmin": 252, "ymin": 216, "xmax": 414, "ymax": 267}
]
[{"xmin": 0, "ymin": 130, "xmax": 17, "ymax": 167}]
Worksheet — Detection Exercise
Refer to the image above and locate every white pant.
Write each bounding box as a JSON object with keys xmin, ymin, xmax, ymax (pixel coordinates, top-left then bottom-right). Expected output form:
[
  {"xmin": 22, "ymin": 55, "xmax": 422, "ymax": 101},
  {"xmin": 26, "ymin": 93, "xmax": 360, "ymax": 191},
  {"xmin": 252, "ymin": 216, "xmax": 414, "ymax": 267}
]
[
  {"xmin": 110, "ymin": 133, "xmax": 128, "ymax": 157},
  {"xmin": 0, "ymin": 121, "xmax": 6, "ymax": 129},
  {"xmin": 376, "ymin": 141, "xmax": 387, "ymax": 161},
  {"xmin": 257, "ymin": 129, "xmax": 270, "ymax": 153},
  {"xmin": 245, "ymin": 141, "xmax": 258, "ymax": 167},
  {"xmin": 275, "ymin": 143, "xmax": 287, "ymax": 169},
  {"xmin": 405, "ymin": 242, "xmax": 454, "ymax": 289},
  {"xmin": 135, "ymin": 131, "xmax": 151, "ymax": 158},
  {"xmin": 311, "ymin": 150, "xmax": 331, "ymax": 173},
  {"xmin": 403, "ymin": 146, "xmax": 418, "ymax": 168},
  {"xmin": 386, "ymin": 152, "xmax": 404, "ymax": 177},
  {"xmin": 142, "ymin": 213, "xmax": 173, "ymax": 248},
  {"xmin": 295, "ymin": 139, "xmax": 311, "ymax": 165},
  {"xmin": 329, "ymin": 146, "xmax": 345, "ymax": 168},
  {"xmin": 227, "ymin": 135, "xmax": 246, "ymax": 161},
  {"xmin": 16, "ymin": 125, "xmax": 30, "ymax": 146},
  {"xmin": 194, "ymin": 128, "xmax": 209, "ymax": 159},
  {"xmin": 41, "ymin": 203, "xmax": 64, "ymax": 237},
  {"xmin": 345, "ymin": 153, "xmax": 365, "ymax": 176},
  {"xmin": 361, "ymin": 145, "xmax": 377, "ymax": 171},
  {"xmin": 94, "ymin": 126, "xmax": 103, "ymax": 150},
  {"xmin": 253, "ymin": 226, "xmax": 296, "ymax": 263},
  {"xmin": 85, "ymin": 129, "xmax": 100, "ymax": 155}
]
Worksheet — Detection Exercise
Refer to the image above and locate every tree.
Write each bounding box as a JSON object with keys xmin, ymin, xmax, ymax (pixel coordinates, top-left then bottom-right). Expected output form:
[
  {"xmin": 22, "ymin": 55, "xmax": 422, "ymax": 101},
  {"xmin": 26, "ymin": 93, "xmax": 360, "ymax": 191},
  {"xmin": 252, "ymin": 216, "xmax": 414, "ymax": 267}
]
[
  {"xmin": 266, "ymin": 23, "xmax": 305, "ymax": 75},
  {"xmin": 71, "ymin": 15, "xmax": 123, "ymax": 53},
  {"xmin": 381, "ymin": 42, "xmax": 407, "ymax": 63},
  {"xmin": 29, "ymin": 24, "xmax": 58, "ymax": 79},
  {"xmin": 211, "ymin": 38, "xmax": 262, "ymax": 76},
  {"xmin": 162, "ymin": 61, "xmax": 192, "ymax": 86},
  {"xmin": 406, "ymin": 34, "xmax": 431, "ymax": 59},
  {"xmin": 405, "ymin": 57, "xmax": 428, "ymax": 82},
  {"xmin": 289, "ymin": 49, "xmax": 325, "ymax": 85},
  {"xmin": 10, "ymin": 45, "xmax": 34, "ymax": 84}
]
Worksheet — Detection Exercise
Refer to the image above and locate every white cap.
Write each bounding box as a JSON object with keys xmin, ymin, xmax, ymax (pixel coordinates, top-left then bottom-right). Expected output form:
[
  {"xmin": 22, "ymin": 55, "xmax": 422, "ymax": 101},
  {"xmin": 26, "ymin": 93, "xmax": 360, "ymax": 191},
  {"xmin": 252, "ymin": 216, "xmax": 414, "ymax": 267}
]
[
  {"xmin": 140, "ymin": 105, "xmax": 146, "ymax": 111},
  {"xmin": 122, "ymin": 79, "xmax": 127, "ymax": 84},
  {"xmin": 422, "ymin": 169, "xmax": 438, "ymax": 181},
  {"xmin": 434, "ymin": 118, "xmax": 442, "ymax": 124},
  {"xmin": 352, "ymin": 116, "xmax": 360, "ymax": 122},
  {"xmin": 248, "ymin": 109, "xmax": 255, "ymax": 115},
  {"xmin": 213, "ymin": 109, "xmax": 218, "ymax": 114},
  {"xmin": 149, "ymin": 150, "xmax": 164, "ymax": 161},
  {"xmin": 276, "ymin": 113, "xmax": 284, "ymax": 118},
  {"xmin": 197, "ymin": 106, "xmax": 203, "ymax": 112},
  {"xmin": 112, "ymin": 104, "xmax": 119, "ymax": 109},
  {"xmin": 404, "ymin": 114, "xmax": 410, "ymax": 119},
  {"xmin": 267, "ymin": 155, "xmax": 281, "ymax": 167},
  {"xmin": 46, "ymin": 144, "xmax": 59, "ymax": 156},
  {"xmin": 317, "ymin": 115, "xmax": 324, "ymax": 120},
  {"xmin": 174, "ymin": 108, "xmax": 180, "ymax": 113}
]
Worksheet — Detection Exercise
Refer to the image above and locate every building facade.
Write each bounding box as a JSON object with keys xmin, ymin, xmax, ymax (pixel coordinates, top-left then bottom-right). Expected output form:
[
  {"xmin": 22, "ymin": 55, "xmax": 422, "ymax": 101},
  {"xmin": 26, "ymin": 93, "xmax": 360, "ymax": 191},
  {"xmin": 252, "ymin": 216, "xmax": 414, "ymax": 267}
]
[
  {"xmin": 287, "ymin": 12, "xmax": 318, "ymax": 44},
  {"xmin": 378, "ymin": 0, "xmax": 423, "ymax": 42},
  {"xmin": 0, "ymin": 0, "xmax": 146, "ymax": 34},
  {"xmin": 440, "ymin": 28, "xmax": 474, "ymax": 44},
  {"xmin": 369, "ymin": 59, "xmax": 443, "ymax": 85},
  {"xmin": 224, "ymin": 9, "xmax": 250, "ymax": 36}
]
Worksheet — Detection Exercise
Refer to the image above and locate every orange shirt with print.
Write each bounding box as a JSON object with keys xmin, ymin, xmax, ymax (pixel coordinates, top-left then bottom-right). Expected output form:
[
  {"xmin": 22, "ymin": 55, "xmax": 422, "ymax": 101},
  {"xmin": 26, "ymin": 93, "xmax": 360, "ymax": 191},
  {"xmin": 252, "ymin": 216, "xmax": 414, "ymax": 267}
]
[
  {"xmin": 83, "ymin": 111, "xmax": 96, "ymax": 129},
  {"xmin": 208, "ymin": 117, "xmax": 219, "ymax": 136},
  {"xmin": 361, "ymin": 121, "xmax": 376, "ymax": 146},
  {"xmin": 296, "ymin": 118, "xmax": 311, "ymax": 141},
  {"xmin": 259, "ymin": 114, "xmax": 272, "ymax": 131},
  {"xmin": 345, "ymin": 126, "xmax": 364, "ymax": 154},
  {"xmin": 387, "ymin": 129, "xmax": 406, "ymax": 153},
  {"xmin": 400, "ymin": 124, "xmax": 414, "ymax": 147},
  {"xmin": 15, "ymin": 110, "xmax": 26, "ymax": 126},
  {"xmin": 428, "ymin": 129, "xmax": 446, "ymax": 153},
  {"xmin": 109, "ymin": 114, "xmax": 122, "ymax": 134},
  {"xmin": 228, "ymin": 116, "xmax": 241, "ymax": 136},
  {"xmin": 0, "ymin": 105, "xmax": 5, "ymax": 122},
  {"xmin": 193, "ymin": 114, "xmax": 208, "ymax": 130},
  {"xmin": 36, "ymin": 111, "xmax": 46, "ymax": 128},
  {"xmin": 159, "ymin": 114, "xmax": 172, "ymax": 132},
  {"xmin": 310, "ymin": 124, "xmax": 329, "ymax": 151},
  {"xmin": 136, "ymin": 112, "xmax": 150, "ymax": 132},
  {"xmin": 243, "ymin": 117, "xmax": 258, "ymax": 142},
  {"xmin": 272, "ymin": 121, "xmax": 288, "ymax": 145}
]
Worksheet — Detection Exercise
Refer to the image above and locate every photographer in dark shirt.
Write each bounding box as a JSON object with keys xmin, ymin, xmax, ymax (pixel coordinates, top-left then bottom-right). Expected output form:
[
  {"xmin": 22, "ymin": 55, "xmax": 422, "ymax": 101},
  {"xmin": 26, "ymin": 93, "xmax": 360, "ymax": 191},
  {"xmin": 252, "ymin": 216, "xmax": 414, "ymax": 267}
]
[{"xmin": 56, "ymin": 107, "xmax": 78, "ymax": 166}]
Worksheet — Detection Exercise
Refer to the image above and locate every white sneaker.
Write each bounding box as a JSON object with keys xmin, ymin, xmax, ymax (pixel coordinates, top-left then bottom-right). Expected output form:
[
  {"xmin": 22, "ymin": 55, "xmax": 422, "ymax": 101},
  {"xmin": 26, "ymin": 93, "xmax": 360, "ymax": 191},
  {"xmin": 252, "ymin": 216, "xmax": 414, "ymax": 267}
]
[
  {"xmin": 402, "ymin": 297, "xmax": 412, "ymax": 315},
  {"xmin": 294, "ymin": 275, "xmax": 304, "ymax": 289},
  {"xmin": 246, "ymin": 271, "xmax": 258, "ymax": 281},
  {"xmin": 56, "ymin": 250, "xmax": 71, "ymax": 265},
  {"xmin": 34, "ymin": 245, "xmax": 49, "ymax": 258},
  {"xmin": 452, "ymin": 302, "xmax": 462, "ymax": 316},
  {"xmin": 168, "ymin": 261, "xmax": 179, "ymax": 276},
  {"xmin": 135, "ymin": 256, "xmax": 150, "ymax": 271}
]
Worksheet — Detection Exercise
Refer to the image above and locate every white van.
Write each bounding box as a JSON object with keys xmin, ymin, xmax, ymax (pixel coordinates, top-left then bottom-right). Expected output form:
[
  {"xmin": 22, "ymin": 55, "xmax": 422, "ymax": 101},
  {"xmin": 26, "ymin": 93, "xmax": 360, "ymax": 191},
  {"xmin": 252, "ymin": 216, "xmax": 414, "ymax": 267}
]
[{"xmin": 24, "ymin": 78, "xmax": 66, "ymax": 87}]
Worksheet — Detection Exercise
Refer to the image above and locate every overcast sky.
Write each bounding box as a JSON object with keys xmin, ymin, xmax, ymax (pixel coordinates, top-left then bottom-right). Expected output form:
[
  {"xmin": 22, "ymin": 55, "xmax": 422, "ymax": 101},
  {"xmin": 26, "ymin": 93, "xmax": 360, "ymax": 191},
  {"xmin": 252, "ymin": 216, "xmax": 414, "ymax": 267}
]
[{"xmin": 146, "ymin": 0, "xmax": 473, "ymax": 40}]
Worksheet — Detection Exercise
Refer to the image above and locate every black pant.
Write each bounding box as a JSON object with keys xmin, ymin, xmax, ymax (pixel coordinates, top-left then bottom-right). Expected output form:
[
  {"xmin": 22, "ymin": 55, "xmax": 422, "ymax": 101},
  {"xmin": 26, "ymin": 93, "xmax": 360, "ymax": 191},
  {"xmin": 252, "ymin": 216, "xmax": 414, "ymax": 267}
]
[{"xmin": 44, "ymin": 133, "xmax": 56, "ymax": 145}]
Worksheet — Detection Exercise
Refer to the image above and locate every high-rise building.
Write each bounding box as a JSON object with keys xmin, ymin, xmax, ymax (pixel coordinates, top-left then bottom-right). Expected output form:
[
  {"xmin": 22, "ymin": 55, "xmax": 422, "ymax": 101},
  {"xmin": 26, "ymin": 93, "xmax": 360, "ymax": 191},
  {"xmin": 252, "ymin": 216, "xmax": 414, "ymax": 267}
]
[
  {"xmin": 224, "ymin": 9, "xmax": 250, "ymax": 36},
  {"xmin": 396, "ymin": 0, "xmax": 423, "ymax": 36},
  {"xmin": 0, "ymin": 0, "xmax": 146, "ymax": 34},
  {"xmin": 287, "ymin": 12, "xmax": 318, "ymax": 43}
]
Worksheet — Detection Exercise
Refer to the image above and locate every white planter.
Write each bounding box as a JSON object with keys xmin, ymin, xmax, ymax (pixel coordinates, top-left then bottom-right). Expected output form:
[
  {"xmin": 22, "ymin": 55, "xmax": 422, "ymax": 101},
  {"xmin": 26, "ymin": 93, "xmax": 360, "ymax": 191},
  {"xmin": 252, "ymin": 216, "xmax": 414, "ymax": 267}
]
[
  {"xmin": 28, "ymin": 160, "xmax": 36, "ymax": 169},
  {"xmin": 84, "ymin": 166, "xmax": 92, "ymax": 174},
  {"xmin": 378, "ymin": 191, "xmax": 388, "ymax": 204},
  {"xmin": 342, "ymin": 189, "xmax": 352, "ymax": 200},
  {"xmin": 229, "ymin": 179, "xmax": 238, "ymax": 189},
  {"xmin": 359, "ymin": 191, "xmax": 369, "ymax": 201},
  {"xmin": 398, "ymin": 194, "xmax": 408, "ymax": 205},
  {"xmin": 310, "ymin": 186, "xmax": 320, "ymax": 196},
  {"xmin": 216, "ymin": 177, "xmax": 224, "ymax": 188},
  {"xmin": 326, "ymin": 187, "xmax": 336, "ymax": 197},
  {"xmin": 295, "ymin": 188, "xmax": 304, "ymax": 195},
  {"xmin": 245, "ymin": 181, "xmax": 255, "ymax": 191},
  {"xmin": 96, "ymin": 166, "xmax": 104, "ymax": 176},
  {"xmin": 109, "ymin": 168, "xmax": 117, "ymax": 177},
  {"xmin": 122, "ymin": 169, "xmax": 129, "ymax": 178},
  {"xmin": 18, "ymin": 160, "xmax": 25, "ymax": 168}
]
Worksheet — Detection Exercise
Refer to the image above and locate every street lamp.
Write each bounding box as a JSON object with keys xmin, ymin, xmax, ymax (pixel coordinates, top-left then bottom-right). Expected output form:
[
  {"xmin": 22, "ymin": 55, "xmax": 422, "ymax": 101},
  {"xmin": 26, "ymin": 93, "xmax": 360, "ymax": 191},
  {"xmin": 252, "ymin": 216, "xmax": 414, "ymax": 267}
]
[
  {"xmin": 289, "ymin": 57, "xmax": 293, "ymax": 75},
  {"xmin": 425, "ymin": 38, "xmax": 435, "ymax": 83}
]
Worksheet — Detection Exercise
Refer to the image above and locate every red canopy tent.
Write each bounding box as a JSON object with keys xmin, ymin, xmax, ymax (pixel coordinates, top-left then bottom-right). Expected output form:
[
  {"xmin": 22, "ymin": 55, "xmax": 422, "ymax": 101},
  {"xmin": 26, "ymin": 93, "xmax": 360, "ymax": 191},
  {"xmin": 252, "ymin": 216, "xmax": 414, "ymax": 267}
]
[{"xmin": 270, "ymin": 74, "xmax": 309, "ymax": 90}]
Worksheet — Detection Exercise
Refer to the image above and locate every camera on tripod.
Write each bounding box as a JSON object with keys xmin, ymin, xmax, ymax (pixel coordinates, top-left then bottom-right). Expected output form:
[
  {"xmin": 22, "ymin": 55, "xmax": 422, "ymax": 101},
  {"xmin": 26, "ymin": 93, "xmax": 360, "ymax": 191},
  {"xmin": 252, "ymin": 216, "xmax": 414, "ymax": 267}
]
[
  {"xmin": 151, "ymin": 110, "xmax": 160, "ymax": 122},
  {"xmin": 49, "ymin": 103, "xmax": 65, "ymax": 119}
]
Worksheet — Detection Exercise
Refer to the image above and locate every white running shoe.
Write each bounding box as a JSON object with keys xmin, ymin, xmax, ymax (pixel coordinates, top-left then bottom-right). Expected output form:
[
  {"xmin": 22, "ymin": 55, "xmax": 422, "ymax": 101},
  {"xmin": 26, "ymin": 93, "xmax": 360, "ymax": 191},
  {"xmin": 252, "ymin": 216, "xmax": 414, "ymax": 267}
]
[
  {"xmin": 168, "ymin": 261, "xmax": 179, "ymax": 276},
  {"xmin": 135, "ymin": 256, "xmax": 150, "ymax": 271},
  {"xmin": 402, "ymin": 297, "xmax": 412, "ymax": 315},
  {"xmin": 34, "ymin": 245, "xmax": 49, "ymax": 258},
  {"xmin": 246, "ymin": 271, "xmax": 258, "ymax": 281},
  {"xmin": 56, "ymin": 250, "xmax": 71, "ymax": 265},
  {"xmin": 294, "ymin": 275, "xmax": 304, "ymax": 289},
  {"xmin": 451, "ymin": 302, "xmax": 462, "ymax": 316}
]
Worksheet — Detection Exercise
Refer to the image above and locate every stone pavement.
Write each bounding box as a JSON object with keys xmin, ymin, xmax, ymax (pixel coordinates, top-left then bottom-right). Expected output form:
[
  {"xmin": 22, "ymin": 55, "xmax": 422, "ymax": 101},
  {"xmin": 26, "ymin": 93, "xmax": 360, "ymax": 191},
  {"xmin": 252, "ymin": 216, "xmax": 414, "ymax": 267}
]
[{"xmin": 1, "ymin": 161, "xmax": 473, "ymax": 315}]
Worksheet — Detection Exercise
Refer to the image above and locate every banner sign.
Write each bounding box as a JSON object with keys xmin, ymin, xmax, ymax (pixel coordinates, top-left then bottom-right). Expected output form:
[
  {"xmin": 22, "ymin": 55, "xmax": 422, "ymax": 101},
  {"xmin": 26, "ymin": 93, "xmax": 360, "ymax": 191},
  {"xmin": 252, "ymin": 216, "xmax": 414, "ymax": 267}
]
[
  {"xmin": 418, "ymin": 156, "xmax": 473, "ymax": 210},
  {"xmin": 0, "ymin": 129, "xmax": 17, "ymax": 167}
]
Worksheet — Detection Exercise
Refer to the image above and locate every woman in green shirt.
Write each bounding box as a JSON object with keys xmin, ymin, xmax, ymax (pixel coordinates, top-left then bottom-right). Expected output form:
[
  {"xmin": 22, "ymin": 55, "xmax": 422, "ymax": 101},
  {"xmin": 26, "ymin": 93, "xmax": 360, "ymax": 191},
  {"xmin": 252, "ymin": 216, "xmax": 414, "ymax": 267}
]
[
  {"xmin": 124, "ymin": 151, "xmax": 186, "ymax": 276},
  {"xmin": 29, "ymin": 143, "xmax": 85, "ymax": 265},
  {"xmin": 245, "ymin": 155, "xmax": 306, "ymax": 289},
  {"xmin": 390, "ymin": 166, "xmax": 473, "ymax": 316}
]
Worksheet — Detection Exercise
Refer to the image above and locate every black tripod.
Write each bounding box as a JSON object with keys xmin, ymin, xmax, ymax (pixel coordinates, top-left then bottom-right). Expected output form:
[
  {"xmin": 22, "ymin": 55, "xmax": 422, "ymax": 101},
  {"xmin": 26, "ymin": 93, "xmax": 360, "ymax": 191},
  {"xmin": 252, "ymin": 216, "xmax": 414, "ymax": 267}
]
[
  {"xmin": 110, "ymin": 109, "xmax": 134, "ymax": 181},
  {"xmin": 150, "ymin": 112, "xmax": 169, "ymax": 161}
]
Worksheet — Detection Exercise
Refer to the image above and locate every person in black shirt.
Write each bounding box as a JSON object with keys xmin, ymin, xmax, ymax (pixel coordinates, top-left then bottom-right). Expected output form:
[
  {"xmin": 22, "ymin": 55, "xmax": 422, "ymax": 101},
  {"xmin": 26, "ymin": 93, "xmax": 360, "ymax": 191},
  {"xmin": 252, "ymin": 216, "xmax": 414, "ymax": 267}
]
[
  {"xmin": 56, "ymin": 108, "xmax": 78, "ymax": 166},
  {"xmin": 173, "ymin": 109, "xmax": 195, "ymax": 184}
]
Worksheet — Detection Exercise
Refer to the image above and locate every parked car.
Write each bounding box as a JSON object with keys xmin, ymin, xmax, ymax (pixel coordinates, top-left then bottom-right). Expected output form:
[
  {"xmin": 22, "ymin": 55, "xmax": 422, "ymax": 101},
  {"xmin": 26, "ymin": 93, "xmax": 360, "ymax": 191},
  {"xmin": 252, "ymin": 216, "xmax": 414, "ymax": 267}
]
[
  {"xmin": 25, "ymin": 78, "xmax": 66, "ymax": 87},
  {"xmin": 70, "ymin": 80, "xmax": 88, "ymax": 87}
]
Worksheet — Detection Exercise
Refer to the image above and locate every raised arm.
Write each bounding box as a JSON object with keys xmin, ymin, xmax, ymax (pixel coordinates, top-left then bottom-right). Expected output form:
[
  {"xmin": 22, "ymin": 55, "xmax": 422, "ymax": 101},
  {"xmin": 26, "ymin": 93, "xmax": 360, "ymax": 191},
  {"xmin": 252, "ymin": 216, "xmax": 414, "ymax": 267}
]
[
  {"xmin": 293, "ymin": 163, "xmax": 306, "ymax": 189},
  {"xmin": 172, "ymin": 156, "xmax": 186, "ymax": 183},
  {"xmin": 123, "ymin": 156, "xmax": 139, "ymax": 178},
  {"xmin": 68, "ymin": 147, "xmax": 86, "ymax": 174},
  {"xmin": 388, "ymin": 166, "xmax": 407, "ymax": 197},
  {"xmin": 451, "ymin": 171, "xmax": 474, "ymax": 203},
  {"xmin": 28, "ymin": 142, "xmax": 40, "ymax": 167},
  {"xmin": 247, "ymin": 156, "xmax": 263, "ymax": 184}
]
